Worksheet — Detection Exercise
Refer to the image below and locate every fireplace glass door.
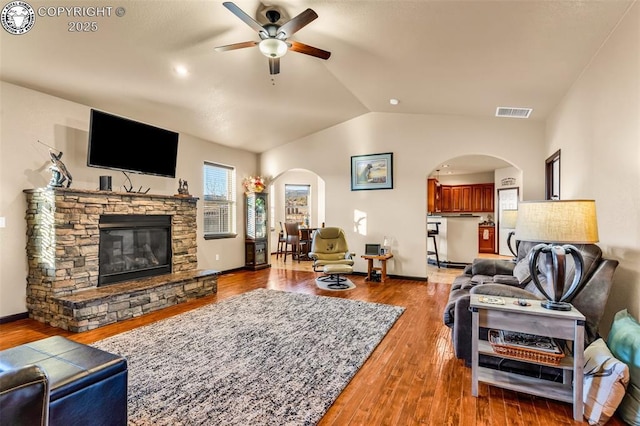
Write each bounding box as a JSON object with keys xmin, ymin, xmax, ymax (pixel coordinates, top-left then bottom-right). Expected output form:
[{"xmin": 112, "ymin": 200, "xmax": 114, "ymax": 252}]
[{"xmin": 99, "ymin": 215, "xmax": 172, "ymax": 285}]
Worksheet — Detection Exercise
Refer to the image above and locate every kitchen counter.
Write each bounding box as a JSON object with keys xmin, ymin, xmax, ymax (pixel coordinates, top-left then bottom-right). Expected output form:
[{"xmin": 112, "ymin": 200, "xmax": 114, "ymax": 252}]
[{"xmin": 428, "ymin": 216, "xmax": 479, "ymax": 266}]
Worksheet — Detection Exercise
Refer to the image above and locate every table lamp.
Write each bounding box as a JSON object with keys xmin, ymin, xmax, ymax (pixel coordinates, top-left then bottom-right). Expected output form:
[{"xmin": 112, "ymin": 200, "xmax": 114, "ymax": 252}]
[
  {"xmin": 501, "ymin": 209, "xmax": 518, "ymax": 257},
  {"xmin": 515, "ymin": 200, "xmax": 599, "ymax": 311}
]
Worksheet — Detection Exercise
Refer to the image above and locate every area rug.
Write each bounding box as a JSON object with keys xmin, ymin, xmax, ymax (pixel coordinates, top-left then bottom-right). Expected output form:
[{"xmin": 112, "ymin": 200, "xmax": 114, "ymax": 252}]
[
  {"xmin": 92, "ymin": 288, "xmax": 404, "ymax": 425},
  {"xmin": 315, "ymin": 276, "xmax": 356, "ymax": 291}
]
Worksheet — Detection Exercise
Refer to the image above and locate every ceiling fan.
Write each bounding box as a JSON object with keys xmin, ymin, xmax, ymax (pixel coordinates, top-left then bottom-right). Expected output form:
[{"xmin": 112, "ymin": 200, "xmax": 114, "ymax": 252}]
[{"xmin": 214, "ymin": 1, "xmax": 331, "ymax": 75}]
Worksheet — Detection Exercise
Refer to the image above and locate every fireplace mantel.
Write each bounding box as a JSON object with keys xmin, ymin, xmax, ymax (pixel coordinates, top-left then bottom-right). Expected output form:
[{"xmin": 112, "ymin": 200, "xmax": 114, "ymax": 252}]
[{"xmin": 24, "ymin": 187, "xmax": 217, "ymax": 331}]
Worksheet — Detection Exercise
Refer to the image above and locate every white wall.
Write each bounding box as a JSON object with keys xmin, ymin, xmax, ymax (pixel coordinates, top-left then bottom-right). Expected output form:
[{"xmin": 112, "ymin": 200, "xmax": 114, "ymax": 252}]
[
  {"xmin": 261, "ymin": 112, "xmax": 545, "ymax": 278},
  {"xmin": 0, "ymin": 82, "xmax": 257, "ymax": 317},
  {"xmin": 545, "ymin": 2, "xmax": 640, "ymax": 330}
]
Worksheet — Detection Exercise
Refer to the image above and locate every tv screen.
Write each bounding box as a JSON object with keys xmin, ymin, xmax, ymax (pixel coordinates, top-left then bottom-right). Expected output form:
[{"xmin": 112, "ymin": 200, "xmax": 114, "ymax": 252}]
[{"xmin": 87, "ymin": 109, "xmax": 179, "ymax": 178}]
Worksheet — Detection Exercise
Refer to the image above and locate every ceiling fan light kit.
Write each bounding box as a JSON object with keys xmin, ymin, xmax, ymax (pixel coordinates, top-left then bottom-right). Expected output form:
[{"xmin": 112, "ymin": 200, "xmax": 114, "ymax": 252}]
[
  {"xmin": 215, "ymin": 1, "xmax": 331, "ymax": 75},
  {"xmin": 259, "ymin": 38, "xmax": 288, "ymax": 58}
]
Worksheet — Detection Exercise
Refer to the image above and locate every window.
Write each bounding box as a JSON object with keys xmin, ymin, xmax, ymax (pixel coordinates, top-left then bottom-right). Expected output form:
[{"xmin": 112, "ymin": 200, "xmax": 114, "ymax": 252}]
[
  {"xmin": 285, "ymin": 184, "xmax": 310, "ymax": 226},
  {"xmin": 203, "ymin": 162, "xmax": 236, "ymax": 239},
  {"xmin": 545, "ymin": 150, "xmax": 561, "ymax": 200}
]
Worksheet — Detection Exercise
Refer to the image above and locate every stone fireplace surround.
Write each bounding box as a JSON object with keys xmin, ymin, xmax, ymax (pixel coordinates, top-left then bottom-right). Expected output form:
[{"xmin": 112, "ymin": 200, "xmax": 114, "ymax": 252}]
[{"xmin": 24, "ymin": 188, "xmax": 218, "ymax": 332}]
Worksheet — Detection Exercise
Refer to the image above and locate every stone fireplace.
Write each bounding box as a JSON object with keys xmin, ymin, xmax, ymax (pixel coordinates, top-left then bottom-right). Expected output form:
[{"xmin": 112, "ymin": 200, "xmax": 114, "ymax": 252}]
[{"xmin": 24, "ymin": 188, "xmax": 218, "ymax": 331}]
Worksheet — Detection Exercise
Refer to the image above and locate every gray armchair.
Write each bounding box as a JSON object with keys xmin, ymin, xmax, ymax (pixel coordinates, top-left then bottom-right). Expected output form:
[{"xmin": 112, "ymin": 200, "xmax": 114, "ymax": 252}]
[{"xmin": 443, "ymin": 241, "xmax": 619, "ymax": 366}]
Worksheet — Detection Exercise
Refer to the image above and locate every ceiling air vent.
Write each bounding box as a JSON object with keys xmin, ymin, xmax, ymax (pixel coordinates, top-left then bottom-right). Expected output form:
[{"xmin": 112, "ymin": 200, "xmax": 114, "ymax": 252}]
[{"xmin": 496, "ymin": 107, "xmax": 533, "ymax": 119}]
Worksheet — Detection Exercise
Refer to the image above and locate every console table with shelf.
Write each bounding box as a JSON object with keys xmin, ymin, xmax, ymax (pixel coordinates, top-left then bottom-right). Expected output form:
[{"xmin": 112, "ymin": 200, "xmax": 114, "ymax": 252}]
[{"xmin": 470, "ymin": 294, "xmax": 585, "ymax": 421}]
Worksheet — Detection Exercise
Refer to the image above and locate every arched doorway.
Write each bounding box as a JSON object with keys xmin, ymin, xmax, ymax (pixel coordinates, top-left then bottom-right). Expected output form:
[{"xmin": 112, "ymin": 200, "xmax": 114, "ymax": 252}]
[
  {"xmin": 268, "ymin": 169, "xmax": 326, "ymax": 261},
  {"xmin": 426, "ymin": 155, "xmax": 522, "ymax": 273}
]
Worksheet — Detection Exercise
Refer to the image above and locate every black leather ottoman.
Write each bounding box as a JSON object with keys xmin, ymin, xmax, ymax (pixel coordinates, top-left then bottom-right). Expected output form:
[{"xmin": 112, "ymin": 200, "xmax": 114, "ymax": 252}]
[{"xmin": 0, "ymin": 336, "xmax": 127, "ymax": 426}]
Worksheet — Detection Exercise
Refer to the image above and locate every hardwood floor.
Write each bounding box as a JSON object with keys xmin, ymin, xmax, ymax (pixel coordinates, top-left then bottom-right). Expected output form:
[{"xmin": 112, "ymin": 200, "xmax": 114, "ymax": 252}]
[{"xmin": 0, "ymin": 256, "xmax": 623, "ymax": 425}]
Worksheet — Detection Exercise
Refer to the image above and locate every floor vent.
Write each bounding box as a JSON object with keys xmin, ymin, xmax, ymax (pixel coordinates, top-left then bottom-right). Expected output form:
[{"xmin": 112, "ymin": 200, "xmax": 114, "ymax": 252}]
[{"xmin": 495, "ymin": 107, "xmax": 533, "ymax": 118}]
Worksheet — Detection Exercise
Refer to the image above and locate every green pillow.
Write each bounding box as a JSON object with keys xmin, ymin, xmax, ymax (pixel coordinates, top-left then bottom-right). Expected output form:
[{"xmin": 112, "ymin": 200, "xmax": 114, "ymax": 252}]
[{"xmin": 607, "ymin": 309, "xmax": 640, "ymax": 425}]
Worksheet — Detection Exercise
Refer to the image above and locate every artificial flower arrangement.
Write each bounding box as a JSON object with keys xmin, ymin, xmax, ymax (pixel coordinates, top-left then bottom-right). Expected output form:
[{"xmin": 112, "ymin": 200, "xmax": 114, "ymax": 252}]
[{"xmin": 243, "ymin": 175, "xmax": 266, "ymax": 194}]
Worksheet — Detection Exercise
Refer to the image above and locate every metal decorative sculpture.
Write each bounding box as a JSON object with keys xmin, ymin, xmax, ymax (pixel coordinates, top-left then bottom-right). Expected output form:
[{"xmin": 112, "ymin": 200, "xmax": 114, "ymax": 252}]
[
  {"xmin": 39, "ymin": 140, "xmax": 72, "ymax": 188},
  {"xmin": 177, "ymin": 179, "xmax": 190, "ymax": 196},
  {"xmin": 528, "ymin": 243, "xmax": 585, "ymax": 311}
]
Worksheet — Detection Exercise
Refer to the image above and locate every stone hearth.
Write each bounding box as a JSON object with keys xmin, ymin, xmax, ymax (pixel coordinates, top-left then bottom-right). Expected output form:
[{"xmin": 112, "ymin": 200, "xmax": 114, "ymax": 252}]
[{"xmin": 24, "ymin": 188, "xmax": 218, "ymax": 332}]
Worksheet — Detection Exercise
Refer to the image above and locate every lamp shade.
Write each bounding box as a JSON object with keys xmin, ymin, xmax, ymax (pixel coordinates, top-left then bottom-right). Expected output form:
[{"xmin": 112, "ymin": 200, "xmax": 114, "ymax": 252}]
[
  {"xmin": 501, "ymin": 209, "xmax": 518, "ymax": 229},
  {"xmin": 259, "ymin": 38, "xmax": 288, "ymax": 58},
  {"xmin": 515, "ymin": 200, "xmax": 599, "ymax": 244}
]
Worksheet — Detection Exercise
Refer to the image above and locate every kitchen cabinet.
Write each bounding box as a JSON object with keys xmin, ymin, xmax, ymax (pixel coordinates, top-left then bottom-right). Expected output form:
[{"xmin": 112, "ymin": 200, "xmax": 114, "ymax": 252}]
[
  {"xmin": 451, "ymin": 186, "xmax": 463, "ymax": 211},
  {"xmin": 461, "ymin": 186, "xmax": 473, "ymax": 212},
  {"xmin": 482, "ymin": 185, "xmax": 494, "ymax": 212},
  {"xmin": 472, "ymin": 186, "xmax": 483, "ymax": 212},
  {"xmin": 472, "ymin": 184, "xmax": 495, "ymax": 212},
  {"xmin": 441, "ymin": 186, "xmax": 452, "ymax": 212},
  {"xmin": 438, "ymin": 183, "xmax": 495, "ymax": 213},
  {"xmin": 478, "ymin": 225, "xmax": 495, "ymax": 253},
  {"xmin": 427, "ymin": 178, "xmax": 441, "ymax": 214}
]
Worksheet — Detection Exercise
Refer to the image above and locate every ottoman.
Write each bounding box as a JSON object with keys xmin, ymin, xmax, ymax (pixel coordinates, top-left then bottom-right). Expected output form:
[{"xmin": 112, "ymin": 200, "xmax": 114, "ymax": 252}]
[
  {"xmin": 0, "ymin": 336, "xmax": 128, "ymax": 426},
  {"xmin": 320, "ymin": 264, "xmax": 354, "ymax": 289}
]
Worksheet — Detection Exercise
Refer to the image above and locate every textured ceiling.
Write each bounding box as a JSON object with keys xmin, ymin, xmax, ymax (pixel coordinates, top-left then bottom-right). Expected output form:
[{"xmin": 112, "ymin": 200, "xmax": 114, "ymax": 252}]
[{"xmin": 0, "ymin": 0, "xmax": 633, "ymax": 157}]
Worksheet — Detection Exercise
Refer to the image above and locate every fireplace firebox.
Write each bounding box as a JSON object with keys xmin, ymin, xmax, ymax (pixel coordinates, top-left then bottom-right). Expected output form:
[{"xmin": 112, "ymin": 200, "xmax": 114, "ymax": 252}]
[{"xmin": 99, "ymin": 215, "xmax": 172, "ymax": 286}]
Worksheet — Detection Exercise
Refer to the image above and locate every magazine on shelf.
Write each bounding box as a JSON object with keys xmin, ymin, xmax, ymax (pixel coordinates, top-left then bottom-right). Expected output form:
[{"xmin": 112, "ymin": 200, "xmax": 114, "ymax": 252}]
[{"xmin": 493, "ymin": 330, "xmax": 563, "ymax": 354}]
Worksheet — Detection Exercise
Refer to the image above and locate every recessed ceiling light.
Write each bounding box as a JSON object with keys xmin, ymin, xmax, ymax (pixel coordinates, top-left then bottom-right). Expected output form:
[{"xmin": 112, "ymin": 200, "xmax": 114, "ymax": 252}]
[
  {"xmin": 442, "ymin": 164, "xmax": 450, "ymax": 168},
  {"xmin": 174, "ymin": 65, "xmax": 189, "ymax": 77},
  {"xmin": 389, "ymin": 98, "xmax": 399, "ymax": 106}
]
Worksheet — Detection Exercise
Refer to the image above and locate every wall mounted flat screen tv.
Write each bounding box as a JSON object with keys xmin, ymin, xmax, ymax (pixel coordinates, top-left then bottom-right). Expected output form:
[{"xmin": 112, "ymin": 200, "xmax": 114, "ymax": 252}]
[{"xmin": 87, "ymin": 109, "xmax": 179, "ymax": 178}]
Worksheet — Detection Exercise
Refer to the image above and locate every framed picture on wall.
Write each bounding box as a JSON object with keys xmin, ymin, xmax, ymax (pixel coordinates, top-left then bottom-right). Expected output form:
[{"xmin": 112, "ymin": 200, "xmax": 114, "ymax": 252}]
[{"xmin": 350, "ymin": 152, "xmax": 393, "ymax": 191}]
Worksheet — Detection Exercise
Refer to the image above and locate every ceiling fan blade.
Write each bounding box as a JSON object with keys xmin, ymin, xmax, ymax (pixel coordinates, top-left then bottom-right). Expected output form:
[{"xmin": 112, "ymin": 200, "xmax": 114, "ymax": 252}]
[
  {"xmin": 288, "ymin": 41, "xmax": 331, "ymax": 60},
  {"xmin": 277, "ymin": 8, "xmax": 318, "ymax": 38},
  {"xmin": 214, "ymin": 41, "xmax": 258, "ymax": 52},
  {"xmin": 269, "ymin": 57, "xmax": 280, "ymax": 75},
  {"xmin": 222, "ymin": 2, "xmax": 267, "ymax": 36}
]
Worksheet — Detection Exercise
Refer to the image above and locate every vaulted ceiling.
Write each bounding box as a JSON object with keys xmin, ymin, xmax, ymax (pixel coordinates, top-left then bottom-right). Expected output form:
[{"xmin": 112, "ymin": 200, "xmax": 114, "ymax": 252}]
[{"xmin": 0, "ymin": 0, "xmax": 633, "ymax": 155}]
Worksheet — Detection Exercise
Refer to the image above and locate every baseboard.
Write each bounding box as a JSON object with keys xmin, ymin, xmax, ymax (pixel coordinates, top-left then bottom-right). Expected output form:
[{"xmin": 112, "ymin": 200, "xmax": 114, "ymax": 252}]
[
  {"xmin": 428, "ymin": 258, "xmax": 468, "ymax": 269},
  {"xmin": 0, "ymin": 311, "xmax": 29, "ymax": 324},
  {"xmin": 217, "ymin": 267, "xmax": 249, "ymax": 275},
  {"xmin": 350, "ymin": 271, "xmax": 427, "ymax": 282}
]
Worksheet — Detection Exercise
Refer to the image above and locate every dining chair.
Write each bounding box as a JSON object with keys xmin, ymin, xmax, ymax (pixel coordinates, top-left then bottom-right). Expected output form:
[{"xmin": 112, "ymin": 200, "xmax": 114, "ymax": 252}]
[
  {"xmin": 298, "ymin": 228, "xmax": 314, "ymax": 261},
  {"xmin": 284, "ymin": 222, "xmax": 302, "ymax": 262},
  {"xmin": 284, "ymin": 222, "xmax": 300, "ymax": 262}
]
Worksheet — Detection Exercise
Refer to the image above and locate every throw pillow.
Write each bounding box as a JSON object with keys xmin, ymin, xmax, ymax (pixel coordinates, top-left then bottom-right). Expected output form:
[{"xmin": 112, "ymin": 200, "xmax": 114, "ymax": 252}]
[
  {"xmin": 471, "ymin": 258, "xmax": 514, "ymax": 277},
  {"xmin": 512, "ymin": 256, "xmax": 532, "ymax": 285},
  {"xmin": 607, "ymin": 309, "xmax": 640, "ymax": 426},
  {"xmin": 583, "ymin": 338, "xmax": 630, "ymax": 425}
]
